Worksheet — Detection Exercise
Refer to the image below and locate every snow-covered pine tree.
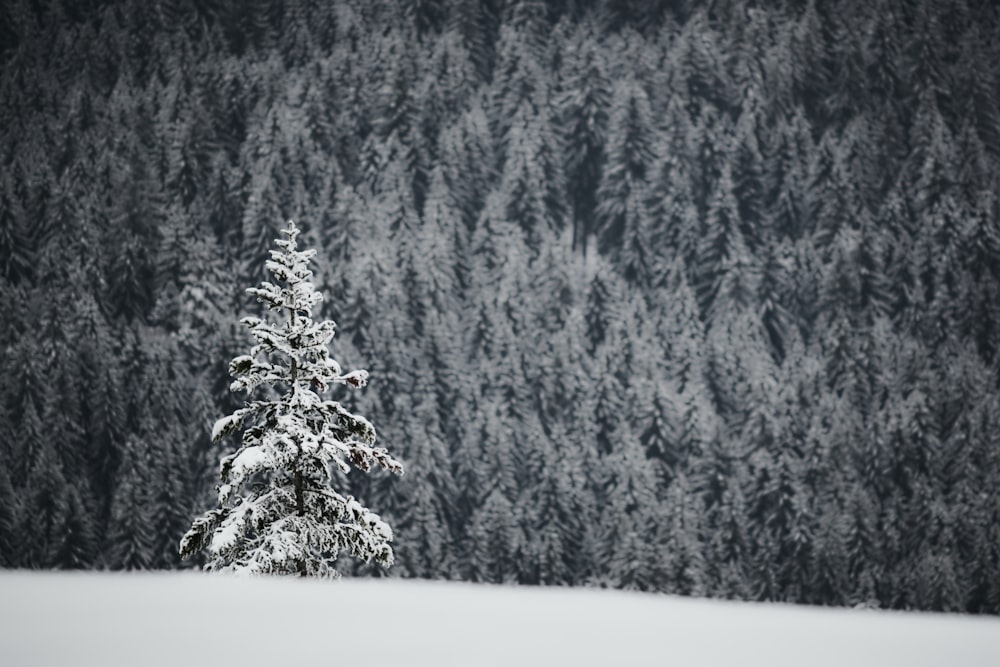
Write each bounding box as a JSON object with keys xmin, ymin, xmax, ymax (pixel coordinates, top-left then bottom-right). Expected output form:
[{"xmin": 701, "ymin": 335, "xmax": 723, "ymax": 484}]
[{"xmin": 179, "ymin": 220, "xmax": 403, "ymax": 577}]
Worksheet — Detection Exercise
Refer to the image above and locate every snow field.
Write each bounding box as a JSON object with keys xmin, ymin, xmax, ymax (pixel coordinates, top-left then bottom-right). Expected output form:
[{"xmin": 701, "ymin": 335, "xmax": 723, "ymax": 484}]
[{"xmin": 1, "ymin": 571, "xmax": 998, "ymax": 667}]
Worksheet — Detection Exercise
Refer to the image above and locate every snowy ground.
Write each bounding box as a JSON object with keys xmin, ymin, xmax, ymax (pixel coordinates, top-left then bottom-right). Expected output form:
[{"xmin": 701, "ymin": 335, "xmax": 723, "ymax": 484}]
[{"xmin": 1, "ymin": 572, "xmax": 998, "ymax": 666}]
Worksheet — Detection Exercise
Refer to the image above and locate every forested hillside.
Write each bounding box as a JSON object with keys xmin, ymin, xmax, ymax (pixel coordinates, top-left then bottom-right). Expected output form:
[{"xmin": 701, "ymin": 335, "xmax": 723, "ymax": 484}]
[{"xmin": 2, "ymin": 0, "xmax": 1000, "ymax": 613}]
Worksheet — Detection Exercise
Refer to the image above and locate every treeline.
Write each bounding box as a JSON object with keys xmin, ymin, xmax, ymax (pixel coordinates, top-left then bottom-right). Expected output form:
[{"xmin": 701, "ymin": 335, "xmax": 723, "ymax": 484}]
[{"xmin": 1, "ymin": 0, "xmax": 1000, "ymax": 613}]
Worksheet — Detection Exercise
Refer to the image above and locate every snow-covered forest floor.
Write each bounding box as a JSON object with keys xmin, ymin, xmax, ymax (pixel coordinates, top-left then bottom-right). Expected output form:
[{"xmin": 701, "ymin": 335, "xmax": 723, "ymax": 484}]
[{"xmin": 1, "ymin": 572, "xmax": 997, "ymax": 666}]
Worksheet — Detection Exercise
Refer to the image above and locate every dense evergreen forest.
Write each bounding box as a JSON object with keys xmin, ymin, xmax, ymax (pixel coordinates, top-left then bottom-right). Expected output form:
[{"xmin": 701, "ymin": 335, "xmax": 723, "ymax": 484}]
[{"xmin": 2, "ymin": 0, "xmax": 1000, "ymax": 613}]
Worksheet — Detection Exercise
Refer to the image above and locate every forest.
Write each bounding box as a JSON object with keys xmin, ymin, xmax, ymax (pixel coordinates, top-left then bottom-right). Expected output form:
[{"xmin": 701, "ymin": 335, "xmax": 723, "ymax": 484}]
[{"xmin": 1, "ymin": 0, "xmax": 999, "ymax": 614}]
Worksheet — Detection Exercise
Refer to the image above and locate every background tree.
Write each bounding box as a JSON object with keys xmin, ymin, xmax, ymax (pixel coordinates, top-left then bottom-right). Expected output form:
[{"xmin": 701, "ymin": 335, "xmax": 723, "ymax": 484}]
[{"xmin": 2, "ymin": 0, "xmax": 1000, "ymax": 615}]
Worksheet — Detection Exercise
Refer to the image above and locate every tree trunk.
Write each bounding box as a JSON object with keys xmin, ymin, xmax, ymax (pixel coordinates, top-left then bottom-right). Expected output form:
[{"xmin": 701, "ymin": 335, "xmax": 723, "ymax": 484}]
[{"xmin": 295, "ymin": 469, "xmax": 304, "ymax": 517}]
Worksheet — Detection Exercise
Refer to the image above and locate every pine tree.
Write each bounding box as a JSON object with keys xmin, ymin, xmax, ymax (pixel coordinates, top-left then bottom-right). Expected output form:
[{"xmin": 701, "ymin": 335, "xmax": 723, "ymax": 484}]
[
  {"xmin": 179, "ymin": 221, "xmax": 403, "ymax": 577},
  {"xmin": 105, "ymin": 436, "xmax": 156, "ymax": 570},
  {"xmin": 559, "ymin": 25, "xmax": 610, "ymax": 255},
  {"xmin": 0, "ymin": 458, "xmax": 21, "ymax": 568}
]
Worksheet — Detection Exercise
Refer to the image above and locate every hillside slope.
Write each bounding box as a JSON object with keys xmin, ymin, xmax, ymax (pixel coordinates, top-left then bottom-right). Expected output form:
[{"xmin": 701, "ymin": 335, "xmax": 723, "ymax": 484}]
[{"xmin": 1, "ymin": 572, "xmax": 998, "ymax": 666}]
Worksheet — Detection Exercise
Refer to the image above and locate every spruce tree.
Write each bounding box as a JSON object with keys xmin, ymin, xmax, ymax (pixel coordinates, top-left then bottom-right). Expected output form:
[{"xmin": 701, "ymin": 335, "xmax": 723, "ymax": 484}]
[{"xmin": 179, "ymin": 221, "xmax": 403, "ymax": 577}]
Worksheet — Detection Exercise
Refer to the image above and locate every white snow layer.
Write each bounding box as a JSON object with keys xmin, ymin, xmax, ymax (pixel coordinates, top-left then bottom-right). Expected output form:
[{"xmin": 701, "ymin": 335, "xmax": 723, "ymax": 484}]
[
  {"xmin": 1, "ymin": 572, "xmax": 998, "ymax": 667},
  {"xmin": 210, "ymin": 413, "xmax": 242, "ymax": 442},
  {"xmin": 207, "ymin": 501, "xmax": 249, "ymax": 554},
  {"xmin": 228, "ymin": 445, "xmax": 269, "ymax": 480}
]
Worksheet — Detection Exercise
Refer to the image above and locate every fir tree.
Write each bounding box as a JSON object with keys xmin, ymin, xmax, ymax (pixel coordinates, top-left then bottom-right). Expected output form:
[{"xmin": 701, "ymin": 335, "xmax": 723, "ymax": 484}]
[{"xmin": 179, "ymin": 221, "xmax": 403, "ymax": 577}]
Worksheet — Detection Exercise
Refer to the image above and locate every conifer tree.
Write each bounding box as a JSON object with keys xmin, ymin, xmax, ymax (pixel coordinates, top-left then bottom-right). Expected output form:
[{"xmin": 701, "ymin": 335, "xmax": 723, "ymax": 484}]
[
  {"xmin": 0, "ymin": 459, "xmax": 21, "ymax": 568},
  {"xmin": 179, "ymin": 221, "xmax": 403, "ymax": 577}
]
